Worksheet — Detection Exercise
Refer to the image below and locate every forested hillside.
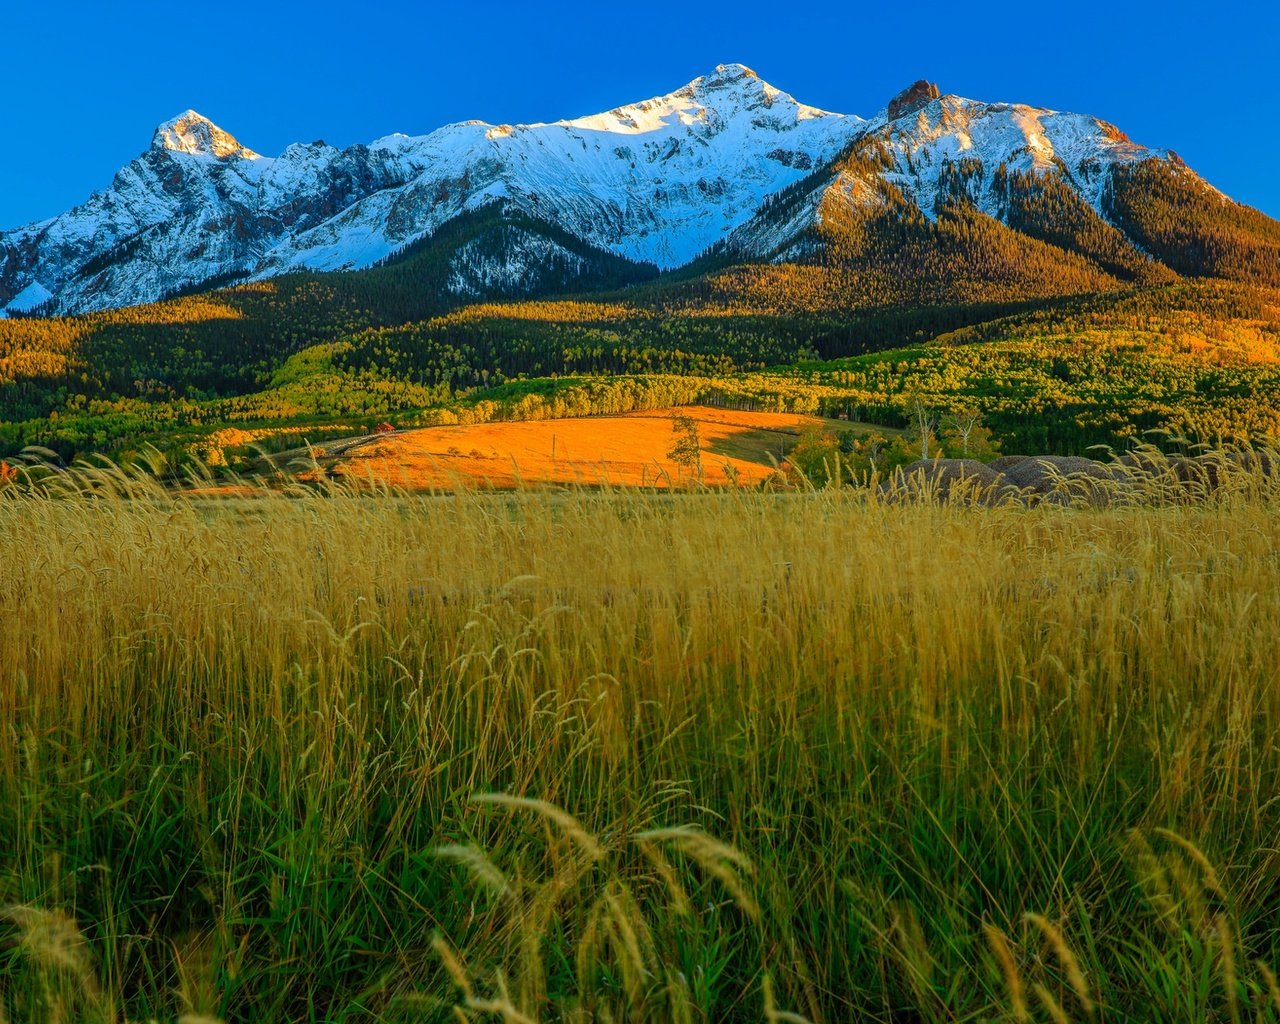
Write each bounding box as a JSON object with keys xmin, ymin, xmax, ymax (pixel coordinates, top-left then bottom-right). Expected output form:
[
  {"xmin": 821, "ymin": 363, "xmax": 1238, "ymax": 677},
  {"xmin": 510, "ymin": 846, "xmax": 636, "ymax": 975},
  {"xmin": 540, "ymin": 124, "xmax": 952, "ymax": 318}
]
[{"xmin": 1106, "ymin": 159, "xmax": 1280, "ymax": 287}]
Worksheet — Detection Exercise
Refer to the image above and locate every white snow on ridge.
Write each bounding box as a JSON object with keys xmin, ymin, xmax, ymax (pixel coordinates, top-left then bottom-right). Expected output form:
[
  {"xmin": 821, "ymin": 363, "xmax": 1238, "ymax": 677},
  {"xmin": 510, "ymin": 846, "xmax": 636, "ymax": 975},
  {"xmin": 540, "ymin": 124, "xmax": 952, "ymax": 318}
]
[
  {"xmin": 872, "ymin": 95, "xmax": 1172, "ymax": 219},
  {"xmin": 559, "ymin": 63, "xmax": 839, "ymax": 134},
  {"xmin": 7, "ymin": 280, "xmax": 52, "ymax": 312},
  {"xmin": 260, "ymin": 63, "xmax": 867, "ymax": 274}
]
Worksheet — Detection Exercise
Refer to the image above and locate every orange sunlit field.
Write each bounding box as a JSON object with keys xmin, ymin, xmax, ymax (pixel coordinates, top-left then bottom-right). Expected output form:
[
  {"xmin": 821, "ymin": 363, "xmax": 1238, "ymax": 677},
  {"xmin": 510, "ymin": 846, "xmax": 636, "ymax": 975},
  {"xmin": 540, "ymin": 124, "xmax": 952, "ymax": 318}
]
[{"xmin": 311, "ymin": 406, "xmax": 848, "ymax": 488}]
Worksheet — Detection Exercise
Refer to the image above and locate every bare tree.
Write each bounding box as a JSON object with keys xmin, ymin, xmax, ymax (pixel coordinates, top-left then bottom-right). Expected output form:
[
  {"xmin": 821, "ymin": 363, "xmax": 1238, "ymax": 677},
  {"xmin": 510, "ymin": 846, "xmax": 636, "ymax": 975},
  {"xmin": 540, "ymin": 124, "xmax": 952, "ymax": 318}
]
[
  {"xmin": 910, "ymin": 392, "xmax": 938, "ymax": 461},
  {"xmin": 943, "ymin": 406, "xmax": 983, "ymax": 457}
]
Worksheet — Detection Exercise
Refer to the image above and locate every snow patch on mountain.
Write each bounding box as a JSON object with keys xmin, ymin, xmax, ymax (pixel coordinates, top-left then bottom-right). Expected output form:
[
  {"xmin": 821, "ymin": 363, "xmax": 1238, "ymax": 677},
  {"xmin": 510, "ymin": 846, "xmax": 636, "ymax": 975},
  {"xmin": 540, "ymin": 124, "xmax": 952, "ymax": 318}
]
[{"xmin": 7, "ymin": 280, "xmax": 53, "ymax": 313}]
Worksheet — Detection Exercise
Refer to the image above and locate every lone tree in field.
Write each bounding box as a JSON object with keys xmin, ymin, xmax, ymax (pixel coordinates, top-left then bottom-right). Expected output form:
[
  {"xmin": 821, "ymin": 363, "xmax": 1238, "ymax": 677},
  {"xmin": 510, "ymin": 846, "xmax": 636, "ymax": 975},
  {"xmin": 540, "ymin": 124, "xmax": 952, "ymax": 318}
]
[{"xmin": 667, "ymin": 413, "xmax": 702, "ymax": 479}]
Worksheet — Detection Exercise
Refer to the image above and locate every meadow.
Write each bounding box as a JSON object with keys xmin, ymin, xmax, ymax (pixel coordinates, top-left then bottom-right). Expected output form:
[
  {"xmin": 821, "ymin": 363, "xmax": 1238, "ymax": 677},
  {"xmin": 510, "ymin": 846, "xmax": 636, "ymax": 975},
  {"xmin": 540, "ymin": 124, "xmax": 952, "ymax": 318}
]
[
  {"xmin": 293, "ymin": 408, "xmax": 899, "ymax": 491},
  {"xmin": 2, "ymin": 466, "xmax": 1280, "ymax": 1022}
]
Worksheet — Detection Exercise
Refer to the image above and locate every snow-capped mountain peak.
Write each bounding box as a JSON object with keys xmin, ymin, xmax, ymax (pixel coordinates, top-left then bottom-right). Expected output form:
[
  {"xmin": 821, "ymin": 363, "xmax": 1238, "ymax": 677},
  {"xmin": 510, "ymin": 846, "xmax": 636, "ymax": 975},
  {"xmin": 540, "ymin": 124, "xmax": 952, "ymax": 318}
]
[
  {"xmin": 561, "ymin": 62, "xmax": 841, "ymax": 136},
  {"xmin": 151, "ymin": 110, "xmax": 260, "ymax": 160},
  {"xmin": 675, "ymin": 61, "xmax": 771, "ymax": 104}
]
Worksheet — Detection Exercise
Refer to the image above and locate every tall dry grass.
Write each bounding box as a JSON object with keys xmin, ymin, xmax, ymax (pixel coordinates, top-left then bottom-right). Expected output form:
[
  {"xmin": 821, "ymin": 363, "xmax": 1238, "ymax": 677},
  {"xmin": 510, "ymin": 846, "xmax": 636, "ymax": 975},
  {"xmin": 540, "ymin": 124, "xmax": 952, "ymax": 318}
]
[{"xmin": 1, "ymin": 462, "xmax": 1279, "ymax": 1021}]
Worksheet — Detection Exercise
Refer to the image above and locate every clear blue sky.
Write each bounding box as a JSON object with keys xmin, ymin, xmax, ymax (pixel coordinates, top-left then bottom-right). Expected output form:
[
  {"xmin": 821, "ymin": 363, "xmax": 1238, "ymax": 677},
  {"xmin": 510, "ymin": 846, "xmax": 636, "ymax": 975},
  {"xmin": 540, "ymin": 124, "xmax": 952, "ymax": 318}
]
[{"xmin": 2, "ymin": 0, "xmax": 1274, "ymax": 228}]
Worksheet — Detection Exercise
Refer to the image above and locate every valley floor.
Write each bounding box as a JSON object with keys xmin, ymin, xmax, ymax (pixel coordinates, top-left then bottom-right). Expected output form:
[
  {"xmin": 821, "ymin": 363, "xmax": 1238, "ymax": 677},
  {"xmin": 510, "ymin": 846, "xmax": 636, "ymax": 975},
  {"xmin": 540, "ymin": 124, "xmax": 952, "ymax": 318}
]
[{"xmin": 295, "ymin": 406, "xmax": 893, "ymax": 490}]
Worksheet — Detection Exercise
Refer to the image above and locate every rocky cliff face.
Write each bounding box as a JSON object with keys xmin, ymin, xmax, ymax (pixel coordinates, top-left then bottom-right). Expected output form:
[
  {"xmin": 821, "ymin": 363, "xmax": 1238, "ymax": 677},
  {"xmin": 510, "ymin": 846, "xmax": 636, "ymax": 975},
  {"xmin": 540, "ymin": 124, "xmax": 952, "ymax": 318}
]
[
  {"xmin": 0, "ymin": 66, "xmax": 1213, "ymax": 316},
  {"xmin": 887, "ymin": 80, "xmax": 941, "ymax": 120}
]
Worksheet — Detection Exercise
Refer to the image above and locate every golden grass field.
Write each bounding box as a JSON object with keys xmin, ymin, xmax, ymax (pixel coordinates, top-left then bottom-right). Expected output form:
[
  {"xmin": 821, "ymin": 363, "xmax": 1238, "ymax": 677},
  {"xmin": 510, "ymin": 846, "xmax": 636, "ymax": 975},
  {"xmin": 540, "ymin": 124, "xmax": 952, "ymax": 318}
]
[
  {"xmin": 1, "ymin": 463, "xmax": 1279, "ymax": 1022},
  {"xmin": 304, "ymin": 407, "xmax": 880, "ymax": 489}
]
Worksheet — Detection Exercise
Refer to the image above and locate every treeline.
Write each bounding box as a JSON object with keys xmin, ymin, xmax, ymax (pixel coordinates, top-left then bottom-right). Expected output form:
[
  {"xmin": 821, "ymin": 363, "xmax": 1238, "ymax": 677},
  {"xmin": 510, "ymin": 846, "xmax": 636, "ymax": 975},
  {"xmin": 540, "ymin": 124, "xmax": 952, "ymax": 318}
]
[
  {"xmin": 666, "ymin": 137, "xmax": 1157, "ymax": 316},
  {"xmin": 996, "ymin": 166, "xmax": 1177, "ymax": 284},
  {"xmin": 306, "ymin": 296, "xmax": 1082, "ymax": 392}
]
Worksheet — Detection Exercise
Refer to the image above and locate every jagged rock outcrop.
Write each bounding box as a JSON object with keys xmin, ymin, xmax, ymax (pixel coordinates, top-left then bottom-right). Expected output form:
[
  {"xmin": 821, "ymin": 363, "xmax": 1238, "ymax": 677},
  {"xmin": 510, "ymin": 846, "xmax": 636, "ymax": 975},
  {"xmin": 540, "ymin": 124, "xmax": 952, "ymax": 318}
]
[{"xmin": 887, "ymin": 80, "xmax": 941, "ymax": 120}]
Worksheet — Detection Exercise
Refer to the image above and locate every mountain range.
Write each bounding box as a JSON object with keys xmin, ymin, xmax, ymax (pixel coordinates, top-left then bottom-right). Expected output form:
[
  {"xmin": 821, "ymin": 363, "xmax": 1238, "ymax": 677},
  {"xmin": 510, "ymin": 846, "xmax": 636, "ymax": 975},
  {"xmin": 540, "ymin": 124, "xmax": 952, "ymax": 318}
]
[{"xmin": 5, "ymin": 63, "xmax": 1272, "ymax": 318}]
